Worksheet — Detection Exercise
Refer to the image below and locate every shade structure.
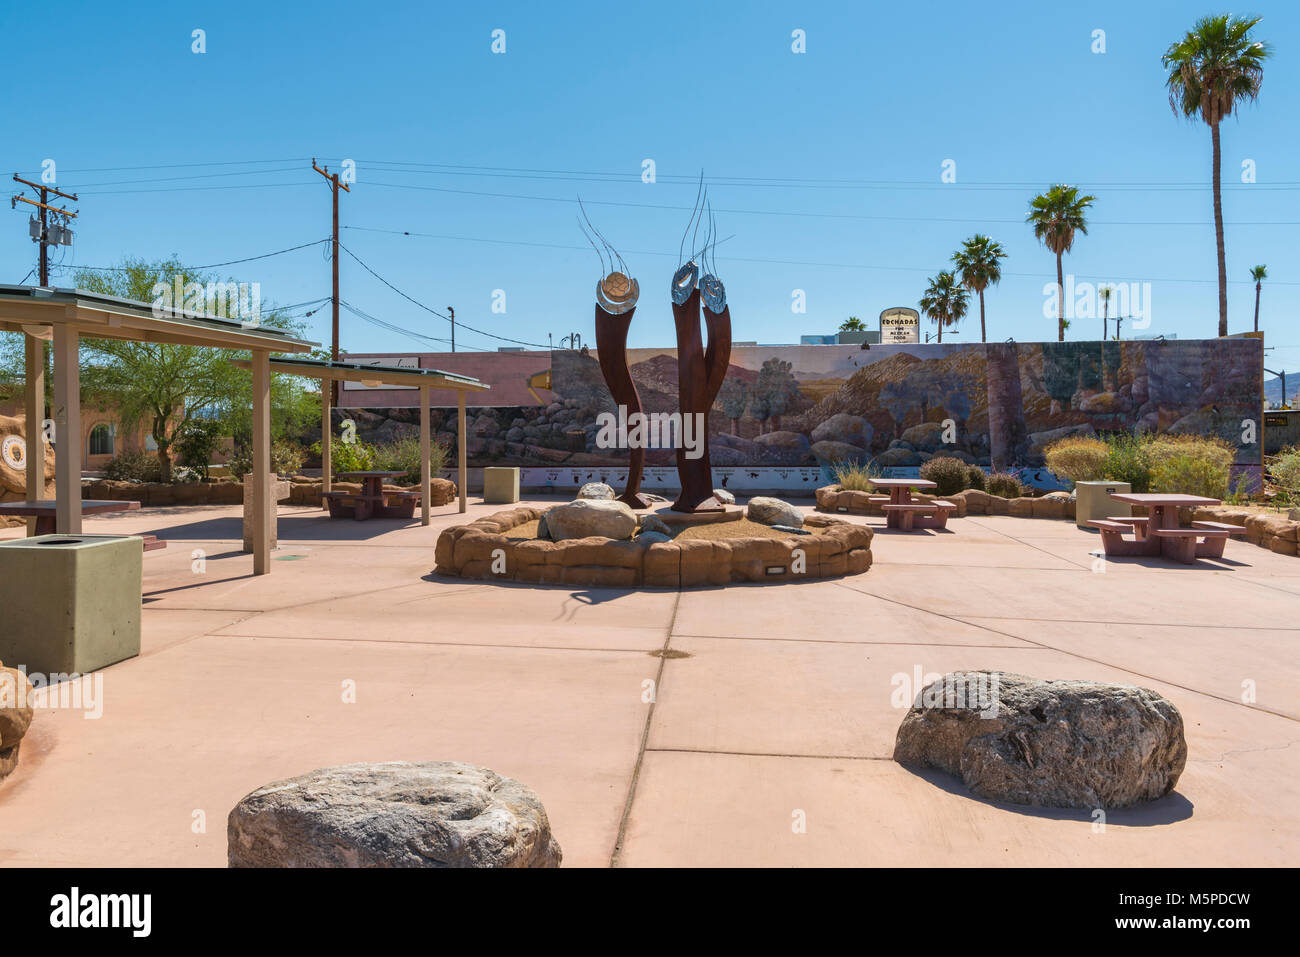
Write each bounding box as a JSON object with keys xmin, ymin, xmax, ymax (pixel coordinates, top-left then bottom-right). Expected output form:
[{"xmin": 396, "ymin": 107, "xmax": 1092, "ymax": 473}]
[
  {"xmin": 230, "ymin": 356, "xmax": 489, "ymax": 530},
  {"xmin": 0, "ymin": 284, "xmax": 318, "ymax": 574}
]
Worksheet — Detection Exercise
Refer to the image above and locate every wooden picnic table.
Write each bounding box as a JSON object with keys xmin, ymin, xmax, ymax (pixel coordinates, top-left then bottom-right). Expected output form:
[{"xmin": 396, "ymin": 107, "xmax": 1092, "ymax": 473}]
[
  {"xmin": 868, "ymin": 477, "xmax": 955, "ymax": 532},
  {"xmin": 327, "ymin": 470, "xmax": 419, "ymax": 521},
  {"xmin": 1089, "ymin": 492, "xmax": 1244, "ymax": 564}
]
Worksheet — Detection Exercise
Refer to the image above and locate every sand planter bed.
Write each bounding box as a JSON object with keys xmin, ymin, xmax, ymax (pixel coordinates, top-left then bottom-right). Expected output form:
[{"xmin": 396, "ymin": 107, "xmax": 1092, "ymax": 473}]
[{"xmin": 434, "ymin": 507, "xmax": 873, "ymax": 588}]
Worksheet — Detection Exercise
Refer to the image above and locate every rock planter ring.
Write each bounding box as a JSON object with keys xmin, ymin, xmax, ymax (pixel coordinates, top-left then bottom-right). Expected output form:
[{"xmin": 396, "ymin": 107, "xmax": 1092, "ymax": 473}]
[{"xmin": 434, "ymin": 507, "xmax": 873, "ymax": 588}]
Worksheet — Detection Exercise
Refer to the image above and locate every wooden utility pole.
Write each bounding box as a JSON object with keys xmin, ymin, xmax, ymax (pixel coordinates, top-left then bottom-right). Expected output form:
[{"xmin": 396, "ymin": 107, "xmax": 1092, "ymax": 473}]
[
  {"xmin": 312, "ymin": 159, "xmax": 350, "ymax": 402},
  {"xmin": 447, "ymin": 305, "xmax": 455, "ymax": 353},
  {"xmin": 11, "ymin": 174, "xmax": 78, "ymax": 531}
]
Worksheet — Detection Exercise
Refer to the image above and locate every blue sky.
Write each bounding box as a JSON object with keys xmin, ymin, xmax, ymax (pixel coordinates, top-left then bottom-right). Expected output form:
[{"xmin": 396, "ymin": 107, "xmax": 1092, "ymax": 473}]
[{"xmin": 2, "ymin": 0, "xmax": 1297, "ymax": 373}]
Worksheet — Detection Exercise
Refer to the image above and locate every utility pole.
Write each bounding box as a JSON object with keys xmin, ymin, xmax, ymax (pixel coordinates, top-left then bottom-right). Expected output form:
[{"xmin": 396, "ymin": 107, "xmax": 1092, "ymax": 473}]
[
  {"xmin": 447, "ymin": 306, "xmax": 455, "ymax": 353},
  {"xmin": 12, "ymin": 174, "xmax": 78, "ymax": 285},
  {"xmin": 312, "ymin": 159, "xmax": 350, "ymax": 401},
  {"xmin": 11, "ymin": 172, "xmax": 77, "ymax": 530}
]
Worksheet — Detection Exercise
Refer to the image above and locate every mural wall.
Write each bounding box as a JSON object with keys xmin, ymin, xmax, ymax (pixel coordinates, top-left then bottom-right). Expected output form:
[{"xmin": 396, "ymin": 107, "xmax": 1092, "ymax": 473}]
[{"xmin": 342, "ymin": 338, "xmax": 1263, "ymax": 488}]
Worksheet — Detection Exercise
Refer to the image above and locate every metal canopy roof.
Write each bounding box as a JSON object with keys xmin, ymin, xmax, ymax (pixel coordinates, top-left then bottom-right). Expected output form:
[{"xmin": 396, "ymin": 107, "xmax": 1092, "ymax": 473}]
[
  {"xmin": 232, "ymin": 355, "xmax": 490, "ymax": 391},
  {"xmin": 0, "ymin": 284, "xmax": 319, "ymax": 351}
]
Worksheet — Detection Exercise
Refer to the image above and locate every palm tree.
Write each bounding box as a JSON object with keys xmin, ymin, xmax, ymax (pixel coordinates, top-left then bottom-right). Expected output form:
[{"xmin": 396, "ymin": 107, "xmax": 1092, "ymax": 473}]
[
  {"xmin": 952, "ymin": 235, "xmax": 1006, "ymax": 343},
  {"xmin": 1250, "ymin": 264, "xmax": 1268, "ymax": 332},
  {"xmin": 1027, "ymin": 185, "xmax": 1096, "ymax": 341},
  {"xmin": 1100, "ymin": 285, "xmax": 1112, "ymax": 341},
  {"xmin": 1163, "ymin": 15, "xmax": 1271, "ymax": 338},
  {"xmin": 918, "ymin": 271, "xmax": 968, "ymax": 344},
  {"xmin": 839, "ymin": 316, "xmax": 866, "ymax": 332}
]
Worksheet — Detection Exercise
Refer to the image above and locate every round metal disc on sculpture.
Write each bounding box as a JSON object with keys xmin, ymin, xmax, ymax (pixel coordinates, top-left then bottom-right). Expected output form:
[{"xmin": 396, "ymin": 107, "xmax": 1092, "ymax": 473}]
[
  {"xmin": 596, "ymin": 272, "xmax": 639, "ymax": 315},
  {"xmin": 700, "ymin": 273, "xmax": 726, "ymax": 313},
  {"xmin": 671, "ymin": 261, "xmax": 699, "ymax": 305}
]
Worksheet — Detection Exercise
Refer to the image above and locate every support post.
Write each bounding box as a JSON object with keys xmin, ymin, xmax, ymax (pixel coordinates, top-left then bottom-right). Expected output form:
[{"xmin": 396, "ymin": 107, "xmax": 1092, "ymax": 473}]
[
  {"xmin": 320, "ymin": 377, "xmax": 332, "ymax": 505},
  {"xmin": 252, "ymin": 350, "xmax": 271, "ymax": 574},
  {"xmin": 23, "ymin": 336, "xmax": 45, "ymax": 535},
  {"xmin": 420, "ymin": 385, "xmax": 431, "ymax": 526},
  {"xmin": 52, "ymin": 324, "xmax": 81, "ymax": 534},
  {"xmin": 457, "ymin": 390, "xmax": 467, "ymax": 514}
]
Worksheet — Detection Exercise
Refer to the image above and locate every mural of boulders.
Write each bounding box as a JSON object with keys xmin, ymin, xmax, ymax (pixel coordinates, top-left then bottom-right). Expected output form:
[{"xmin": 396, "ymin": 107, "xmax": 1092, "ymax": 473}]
[
  {"xmin": 894, "ymin": 671, "xmax": 1187, "ymax": 809},
  {"xmin": 0, "ymin": 661, "xmax": 35, "ymax": 782},
  {"xmin": 228, "ymin": 761, "xmax": 562, "ymax": 868},
  {"xmin": 335, "ymin": 340, "xmax": 1261, "ymax": 478}
]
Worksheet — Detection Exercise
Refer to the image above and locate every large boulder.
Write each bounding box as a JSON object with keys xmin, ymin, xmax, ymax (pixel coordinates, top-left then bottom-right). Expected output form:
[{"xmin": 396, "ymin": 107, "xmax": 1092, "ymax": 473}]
[
  {"xmin": 900, "ymin": 422, "xmax": 946, "ymax": 452},
  {"xmin": 0, "ymin": 662, "xmax": 36, "ymax": 782},
  {"xmin": 746, "ymin": 496, "xmax": 804, "ymax": 527},
  {"xmin": 752, "ymin": 431, "xmax": 812, "ymax": 464},
  {"xmin": 544, "ymin": 499, "xmax": 637, "ymax": 541},
  {"xmin": 894, "ymin": 671, "xmax": 1186, "ymax": 809},
  {"xmin": 228, "ymin": 762, "xmax": 562, "ymax": 868},
  {"xmin": 811, "ymin": 441, "xmax": 867, "ymax": 466},
  {"xmin": 811, "ymin": 413, "xmax": 874, "ymax": 449},
  {"xmin": 576, "ymin": 482, "xmax": 615, "ymax": 500}
]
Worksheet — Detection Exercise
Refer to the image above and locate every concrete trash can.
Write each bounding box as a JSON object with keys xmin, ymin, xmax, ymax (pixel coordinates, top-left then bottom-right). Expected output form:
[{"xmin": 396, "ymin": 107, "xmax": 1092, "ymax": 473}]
[
  {"xmin": 1075, "ymin": 480, "xmax": 1132, "ymax": 528},
  {"xmin": 0, "ymin": 534, "xmax": 142, "ymax": 675}
]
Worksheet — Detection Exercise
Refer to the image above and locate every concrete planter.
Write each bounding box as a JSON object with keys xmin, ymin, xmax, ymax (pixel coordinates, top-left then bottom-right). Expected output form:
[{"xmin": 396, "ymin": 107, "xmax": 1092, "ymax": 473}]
[{"xmin": 0, "ymin": 534, "xmax": 142, "ymax": 675}]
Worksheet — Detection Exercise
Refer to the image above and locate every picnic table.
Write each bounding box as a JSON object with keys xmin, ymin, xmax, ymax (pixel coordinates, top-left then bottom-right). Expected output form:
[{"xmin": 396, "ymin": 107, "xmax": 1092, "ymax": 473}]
[
  {"xmin": 1088, "ymin": 492, "xmax": 1246, "ymax": 564},
  {"xmin": 326, "ymin": 470, "xmax": 420, "ymax": 521},
  {"xmin": 0, "ymin": 499, "xmax": 166, "ymax": 550},
  {"xmin": 868, "ymin": 477, "xmax": 955, "ymax": 531}
]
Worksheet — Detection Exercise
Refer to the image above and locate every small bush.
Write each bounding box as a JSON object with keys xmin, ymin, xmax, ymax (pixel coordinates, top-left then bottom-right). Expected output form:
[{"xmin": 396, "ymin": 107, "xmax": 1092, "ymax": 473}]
[
  {"xmin": 1269, "ymin": 447, "xmax": 1300, "ymax": 504},
  {"xmin": 831, "ymin": 460, "xmax": 883, "ymax": 492},
  {"xmin": 307, "ymin": 437, "xmax": 377, "ymax": 478},
  {"xmin": 372, "ymin": 437, "xmax": 450, "ymax": 485},
  {"xmin": 175, "ymin": 420, "xmax": 228, "ymax": 481},
  {"xmin": 1043, "ymin": 435, "xmax": 1109, "ymax": 486},
  {"xmin": 229, "ymin": 439, "xmax": 310, "ymax": 480},
  {"xmin": 986, "ymin": 471, "xmax": 1024, "ymax": 498},
  {"xmin": 919, "ymin": 455, "xmax": 972, "ymax": 496},
  {"xmin": 966, "ymin": 465, "xmax": 986, "ymax": 491},
  {"xmin": 1102, "ymin": 434, "xmax": 1151, "ymax": 493},
  {"xmin": 1146, "ymin": 435, "xmax": 1234, "ymax": 499},
  {"xmin": 103, "ymin": 449, "xmax": 162, "ymax": 483}
]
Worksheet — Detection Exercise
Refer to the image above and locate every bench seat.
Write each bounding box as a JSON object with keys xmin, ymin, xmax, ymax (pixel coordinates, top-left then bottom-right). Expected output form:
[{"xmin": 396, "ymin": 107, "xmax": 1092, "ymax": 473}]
[
  {"xmin": 1150, "ymin": 527, "xmax": 1228, "ymax": 538},
  {"xmin": 1192, "ymin": 521, "xmax": 1246, "ymax": 534},
  {"xmin": 882, "ymin": 503, "xmax": 938, "ymax": 511},
  {"xmin": 1088, "ymin": 519, "xmax": 1134, "ymax": 532}
]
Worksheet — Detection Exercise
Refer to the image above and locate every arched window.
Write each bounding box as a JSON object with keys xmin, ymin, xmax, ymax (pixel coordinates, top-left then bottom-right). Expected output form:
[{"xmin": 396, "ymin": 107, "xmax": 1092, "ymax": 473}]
[{"xmin": 89, "ymin": 423, "xmax": 116, "ymax": 456}]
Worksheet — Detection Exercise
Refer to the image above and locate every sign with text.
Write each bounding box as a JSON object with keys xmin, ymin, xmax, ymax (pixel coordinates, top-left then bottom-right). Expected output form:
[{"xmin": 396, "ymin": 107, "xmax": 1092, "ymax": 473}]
[{"xmin": 880, "ymin": 307, "xmax": 920, "ymax": 344}]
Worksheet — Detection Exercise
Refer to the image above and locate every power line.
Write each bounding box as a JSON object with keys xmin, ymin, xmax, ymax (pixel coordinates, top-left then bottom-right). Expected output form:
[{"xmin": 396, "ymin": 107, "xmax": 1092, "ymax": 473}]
[{"xmin": 68, "ymin": 238, "xmax": 330, "ymax": 273}]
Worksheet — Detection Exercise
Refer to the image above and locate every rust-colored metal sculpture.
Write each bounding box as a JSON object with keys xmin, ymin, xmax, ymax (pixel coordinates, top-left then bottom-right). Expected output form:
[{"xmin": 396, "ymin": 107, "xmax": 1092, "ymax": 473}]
[{"xmin": 668, "ymin": 198, "xmax": 730, "ymax": 513}]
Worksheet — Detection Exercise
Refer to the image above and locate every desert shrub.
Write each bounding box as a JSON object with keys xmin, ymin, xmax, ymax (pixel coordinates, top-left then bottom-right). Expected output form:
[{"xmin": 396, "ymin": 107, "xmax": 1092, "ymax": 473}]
[
  {"xmin": 1102, "ymin": 434, "xmax": 1151, "ymax": 493},
  {"xmin": 1269, "ymin": 447, "xmax": 1300, "ymax": 504},
  {"xmin": 1146, "ymin": 434, "xmax": 1234, "ymax": 499},
  {"xmin": 986, "ymin": 471, "xmax": 1025, "ymax": 498},
  {"xmin": 1043, "ymin": 435, "xmax": 1109, "ymax": 486},
  {"xmin": 175, "ymin": 420, "xmax": 228, "ymax": 481},
  {"xmin": 103, "ymin": 449, "xmax": 162, "ymax": 483},
  {"xmin": 229, "ymin": 439, "xmax": 310, "ymax": 479},
  {"xmin": 831, "ymin": 460, "xmax": 883, "ymax": 492},
  {"xmin": 307, "ymin": 436, "xmax": 377, "ymax": 478},
  {"xmin": 966, "ymin": 465, "xmax": 986, "ymax": 491},
  {"xmin": 919, "ymin": 455, "xmax": 972, "ymax": 496},
  {"xmin": 371, "ymin": 437, "xmax": 450, "ymax": 485}
]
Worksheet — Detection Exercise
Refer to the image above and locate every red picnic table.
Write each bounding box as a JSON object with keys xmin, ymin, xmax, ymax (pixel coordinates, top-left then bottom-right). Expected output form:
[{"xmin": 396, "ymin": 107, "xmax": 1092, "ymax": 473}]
[
  {"xmin": 1088, "ymin": 492, "xmax": 1246, "ymax": 564},
  {"xmin": 325, "ymin": 471, "xmax": 420, "ymax": 521},
  {"xmin": 0, "ymin": 499, "xmax": 166, "ymax": 550},
  {"xmin": 868, "ymin": 477, "xmax": 955, "ymax": 531}
]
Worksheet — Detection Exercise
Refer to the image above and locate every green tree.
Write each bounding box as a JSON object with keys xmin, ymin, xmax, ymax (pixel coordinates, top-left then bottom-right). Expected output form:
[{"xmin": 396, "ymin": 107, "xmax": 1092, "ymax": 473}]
[
  {"xmin": 1163, "ymin": 15, "xmax": 1271, "ymax": 338},
  {"xmin": 1027, "ymin": 185, "xmax": 1096, "ymax": 342},
  {"xmin": 839, "ymin": 316, "xmax": 866, "ymax": 332},
  {"xmin": 1250, "ymin": 264, "xmax": 1268, "ymax": 333},
  {"xmin": 755, "ymin": 358, "xmax": 799, "ymax": 431},
  {"xmin": 71, "ymin": 258, "xmax": 317, "ymax": 481},
  {"xmin": 951, "ymin": 234, "xmax": 1006, "ymax": 343},
  {"xmin": 717, "ymin": 378, "xmax": 749, "ymax": 434},
  {"xmin": 918, "ymin": 270, "xmax": 968, "ymax": 344}
]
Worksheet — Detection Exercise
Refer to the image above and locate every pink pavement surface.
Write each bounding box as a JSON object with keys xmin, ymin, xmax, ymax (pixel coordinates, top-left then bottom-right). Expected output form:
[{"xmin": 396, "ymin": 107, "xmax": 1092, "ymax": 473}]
[{"xmin": 1, "ymin": 497, "xmax": 1296, "ymax": 867}]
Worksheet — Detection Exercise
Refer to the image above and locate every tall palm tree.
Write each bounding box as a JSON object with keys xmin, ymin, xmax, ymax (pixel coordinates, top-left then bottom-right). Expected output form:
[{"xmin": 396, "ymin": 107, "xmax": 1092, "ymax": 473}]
[
  {"xmin": 1027, "ymin": 185, "xmax": 1096, "ymax": 341},
  {"xmin": 952, "ymin": 234, "xmax": 1007, "ymax": 342},
  {"xmin": 918, "ymin": 271, "xmax": 968, "ymax": 344},
  {"xmin": 1100, "ymin": 285, "xmax": 1112, "ymax": 341},
  {"xmin": 1163, "ymin": 15, "xmax": 1271, "ymax": 338},
  {"xmin": 1250, "ymin": 264, "xmax": 1268, "ymax": 332}
]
